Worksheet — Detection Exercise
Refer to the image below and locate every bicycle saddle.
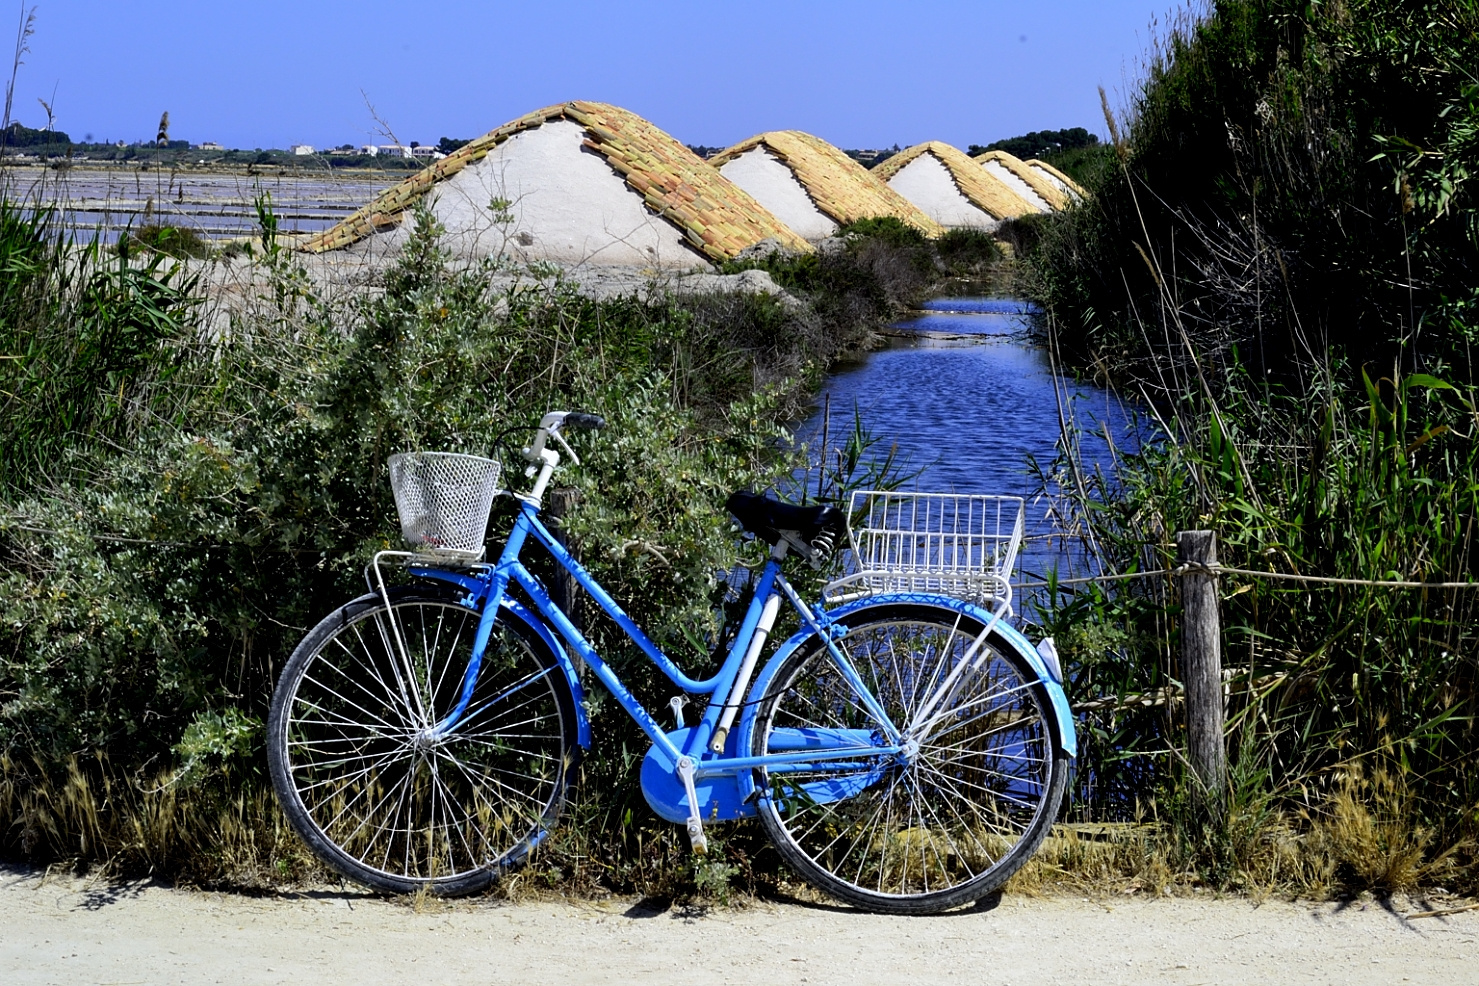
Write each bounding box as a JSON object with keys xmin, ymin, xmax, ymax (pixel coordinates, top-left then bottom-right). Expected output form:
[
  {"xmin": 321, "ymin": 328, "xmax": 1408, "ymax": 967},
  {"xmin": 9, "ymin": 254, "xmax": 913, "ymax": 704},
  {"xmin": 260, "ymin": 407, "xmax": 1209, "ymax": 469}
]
[{"xmin": 726, "ymin": 491, "xmax": 844, "ymax": 554}]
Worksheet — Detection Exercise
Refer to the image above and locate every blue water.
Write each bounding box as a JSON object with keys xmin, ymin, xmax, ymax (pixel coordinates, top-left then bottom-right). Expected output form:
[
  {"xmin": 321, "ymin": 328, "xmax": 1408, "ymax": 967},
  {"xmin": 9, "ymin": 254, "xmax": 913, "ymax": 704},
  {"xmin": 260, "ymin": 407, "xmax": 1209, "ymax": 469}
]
[
  {"xmin": 803, "ymin": 298, "xmax": 1132, "ymax": 497},
  {"xmin": 798, "ymin": 297, "xmax": 1138, "ymax": 603}
]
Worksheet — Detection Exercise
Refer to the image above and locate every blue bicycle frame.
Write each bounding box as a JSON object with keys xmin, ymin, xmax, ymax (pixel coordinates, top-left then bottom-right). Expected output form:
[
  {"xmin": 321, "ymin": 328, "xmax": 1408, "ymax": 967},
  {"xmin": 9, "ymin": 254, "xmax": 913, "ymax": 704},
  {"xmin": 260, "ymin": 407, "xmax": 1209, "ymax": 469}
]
[{"xmin": 403, "ymin": 487, "xmax": 1076, "ymax": 827}]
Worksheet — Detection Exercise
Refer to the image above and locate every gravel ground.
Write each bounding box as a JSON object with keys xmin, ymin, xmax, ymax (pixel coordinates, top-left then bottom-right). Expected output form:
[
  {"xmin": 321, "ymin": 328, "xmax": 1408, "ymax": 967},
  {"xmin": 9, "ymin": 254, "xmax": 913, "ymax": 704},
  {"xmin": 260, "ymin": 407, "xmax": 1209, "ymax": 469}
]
[{"xmin": 3, "ymin": 865, "xmax": 1476, "ymax": 985}]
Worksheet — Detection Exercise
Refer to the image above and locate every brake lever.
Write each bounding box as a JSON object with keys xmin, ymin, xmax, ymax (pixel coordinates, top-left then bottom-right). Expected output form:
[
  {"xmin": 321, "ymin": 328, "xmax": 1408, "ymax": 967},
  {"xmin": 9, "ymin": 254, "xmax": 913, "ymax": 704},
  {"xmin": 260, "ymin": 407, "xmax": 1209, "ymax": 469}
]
[{"xmin": 548, "ymin": 427, "xmax": 580, "ymax": 467}]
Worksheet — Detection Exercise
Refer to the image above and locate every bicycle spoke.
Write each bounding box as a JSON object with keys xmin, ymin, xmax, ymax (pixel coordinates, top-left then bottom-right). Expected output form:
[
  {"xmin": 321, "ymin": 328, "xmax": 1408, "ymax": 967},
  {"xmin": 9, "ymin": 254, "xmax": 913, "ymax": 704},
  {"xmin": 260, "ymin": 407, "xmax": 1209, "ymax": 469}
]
[
  {"xmin": 753, "ymin": 605, "xmax": 1064, "ymax": 912},
  {"xmin": 271, "ymin": 596, "xmax": 574, "ymax": 891}
]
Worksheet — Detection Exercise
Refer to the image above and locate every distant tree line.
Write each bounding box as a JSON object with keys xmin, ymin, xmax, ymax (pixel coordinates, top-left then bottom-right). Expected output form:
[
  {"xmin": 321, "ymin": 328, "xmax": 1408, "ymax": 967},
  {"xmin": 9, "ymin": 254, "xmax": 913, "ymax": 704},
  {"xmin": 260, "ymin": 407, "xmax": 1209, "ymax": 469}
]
[
  {"xmin": 2, "ymin": 121, "xmax": 70, "ymax": 146},
  {"xmin": 968, "ymin": 127, "xmax": 1098, "ymax": 160}
]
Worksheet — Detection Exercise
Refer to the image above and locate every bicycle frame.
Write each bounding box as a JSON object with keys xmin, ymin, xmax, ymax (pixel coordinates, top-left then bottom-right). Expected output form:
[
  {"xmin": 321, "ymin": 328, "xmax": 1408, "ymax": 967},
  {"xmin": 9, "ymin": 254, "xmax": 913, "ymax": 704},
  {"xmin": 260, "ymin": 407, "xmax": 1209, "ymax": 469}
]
[
  {"xmin": 406, "ymin": 496, "xmax": 904, "ymax": 804},
  {"xmin": 380, "ymin": 407, "xmax": 1076, "ymax": 832}
]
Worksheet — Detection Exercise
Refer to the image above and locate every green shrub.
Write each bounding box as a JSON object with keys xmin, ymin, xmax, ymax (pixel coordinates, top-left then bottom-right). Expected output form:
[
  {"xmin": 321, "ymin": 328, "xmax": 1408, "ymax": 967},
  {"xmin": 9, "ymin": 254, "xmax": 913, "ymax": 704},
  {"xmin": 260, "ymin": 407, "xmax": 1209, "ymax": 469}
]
[
  {"xmin": 116, "ymin": 223, "xmax": 212, "ymax": 260},
  {"xmin": 0, "ymin": 204, "xmax": 824, "ymax": 886},
  {"xmin": 1027, "ymin": 0, "xmax": 1479, "ymax": 380},
  {"xmin": 935, "ymin": 227, "xmax": 1003, "ymax": 273},
  {"xmin": 836, "ymin": 215, "xmax": 927, "ymax": 249}
]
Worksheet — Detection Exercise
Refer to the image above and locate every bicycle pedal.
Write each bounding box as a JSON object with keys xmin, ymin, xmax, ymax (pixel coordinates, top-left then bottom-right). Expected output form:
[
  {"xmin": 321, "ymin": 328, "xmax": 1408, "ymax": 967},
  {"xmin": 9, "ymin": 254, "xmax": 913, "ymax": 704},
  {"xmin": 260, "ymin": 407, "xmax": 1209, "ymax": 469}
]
[
  {"xmin": 675, "ymin": 756, "xmax": 707, "ymax": 853},
  {"xmin": 686, "ymin": 817, "xmax": 708, "ymax": 854}
]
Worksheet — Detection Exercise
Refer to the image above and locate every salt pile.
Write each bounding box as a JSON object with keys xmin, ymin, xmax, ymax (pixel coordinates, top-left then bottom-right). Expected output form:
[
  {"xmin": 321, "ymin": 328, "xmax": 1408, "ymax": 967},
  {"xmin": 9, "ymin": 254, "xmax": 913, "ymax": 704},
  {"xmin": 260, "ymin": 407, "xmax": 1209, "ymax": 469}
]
[
  {"xmin": 711, "ymin": 131, "xmax": 943, "ymax": 241},
  {"xmin": 871, "ymin": 142, "xmax": 1036, "ymax": 230},
  {"xmin": 295, "ymin": 101, "xmax": 809, "ymax": 268},
  {"xmin": 972, "ymin": 149, "xmax": 1067, "ymax": 212}
]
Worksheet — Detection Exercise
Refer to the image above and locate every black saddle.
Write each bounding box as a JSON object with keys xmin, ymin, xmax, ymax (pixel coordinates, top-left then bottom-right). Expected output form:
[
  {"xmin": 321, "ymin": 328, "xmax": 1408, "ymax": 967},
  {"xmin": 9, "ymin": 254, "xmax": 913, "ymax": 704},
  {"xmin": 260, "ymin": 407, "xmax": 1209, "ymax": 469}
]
[{"xmin": 726, "ymin": 491, "xmax": 844, "ymax": 555}]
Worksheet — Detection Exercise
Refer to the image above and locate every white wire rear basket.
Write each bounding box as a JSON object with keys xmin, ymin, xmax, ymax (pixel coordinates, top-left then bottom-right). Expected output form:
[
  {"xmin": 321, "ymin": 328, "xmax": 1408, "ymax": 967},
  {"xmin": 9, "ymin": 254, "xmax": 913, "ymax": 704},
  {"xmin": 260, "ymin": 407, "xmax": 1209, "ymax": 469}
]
[
  {"xmin": 824, "ymin": 491, "xmax": 1025, "ymax": 610},
  {"xmin": 388, "ymin": 452, "xmax": 502, "ymax": 562}
]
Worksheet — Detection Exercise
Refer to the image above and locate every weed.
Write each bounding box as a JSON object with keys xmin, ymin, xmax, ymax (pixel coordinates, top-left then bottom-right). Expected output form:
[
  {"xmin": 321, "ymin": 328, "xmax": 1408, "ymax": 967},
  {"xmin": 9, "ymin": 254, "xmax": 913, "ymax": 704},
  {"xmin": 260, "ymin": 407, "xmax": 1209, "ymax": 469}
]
[
  {"xmin": 1017, "ymin": 0, "xmax": 1479, "ymax": 895},
  {"xmin": 116, "ymin": 223, "xmax": 211, "ymax": 259}
]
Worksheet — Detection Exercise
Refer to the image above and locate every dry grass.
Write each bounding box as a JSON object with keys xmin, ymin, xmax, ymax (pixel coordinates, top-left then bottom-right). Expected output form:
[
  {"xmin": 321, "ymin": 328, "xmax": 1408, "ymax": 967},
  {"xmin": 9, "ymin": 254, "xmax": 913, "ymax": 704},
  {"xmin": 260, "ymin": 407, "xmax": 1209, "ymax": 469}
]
[
  {"xmin": 1305, "ymin": 767, "xmax": 1470, "ymax": 896},
  {"xmin": 4, "ymin": 752, "xmax": 1474, "ymax": 905},
  {"xmin": 1009, "ymin": 764, "xmax": 1476, "ymax": 902},
  {"xmin": 1006, "ymin": 823, "xmax": 1168, "ymax": 896},
  {"xmin": 6, "ymin": 752, "xmax": 1473, "ymax": 903},
  {"xmin": 0, "ymin": 753, "xmax": 328, "ymax": 890}
]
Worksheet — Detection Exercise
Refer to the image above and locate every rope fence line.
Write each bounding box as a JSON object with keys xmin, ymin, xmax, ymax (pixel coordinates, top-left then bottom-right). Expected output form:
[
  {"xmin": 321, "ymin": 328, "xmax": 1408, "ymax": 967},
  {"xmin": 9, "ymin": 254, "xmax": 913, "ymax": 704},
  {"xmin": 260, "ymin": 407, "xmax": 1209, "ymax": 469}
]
[
  {"xmin": 1018, "ymin": 569, "xmax": 1176, "ymax": 589},
  {"xmin": 9, "ymin": 518, "xmax": 1477, "ymax": 591},
  {"xmin": 1019, "ymin": 562, "xmax": 1479, "ymax": 591}
]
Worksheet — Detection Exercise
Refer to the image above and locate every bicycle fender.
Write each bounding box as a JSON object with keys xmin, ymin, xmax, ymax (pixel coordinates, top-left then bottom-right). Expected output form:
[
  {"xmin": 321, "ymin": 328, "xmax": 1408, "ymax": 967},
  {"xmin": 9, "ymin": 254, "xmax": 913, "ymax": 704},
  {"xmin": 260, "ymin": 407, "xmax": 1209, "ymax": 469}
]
[
  {"xmin": 499, "ymin": 596, "xmax": 592, "ymax": 750},
  {"xmin": 733, "ymin": 593, "xmax": 1075, "ymax": 805},
  {"xmin": 412, "ymin": 569, "xmax": 592, "ymax": 750}
]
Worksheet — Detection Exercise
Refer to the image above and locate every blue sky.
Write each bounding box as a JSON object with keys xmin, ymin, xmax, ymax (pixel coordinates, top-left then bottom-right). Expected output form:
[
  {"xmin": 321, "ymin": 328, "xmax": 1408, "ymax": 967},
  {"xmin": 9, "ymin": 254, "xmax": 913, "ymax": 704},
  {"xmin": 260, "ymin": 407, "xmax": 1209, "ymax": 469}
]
[{"xmin": 14, "ymin": 1, "xmax": 1175, "ymax": 150}]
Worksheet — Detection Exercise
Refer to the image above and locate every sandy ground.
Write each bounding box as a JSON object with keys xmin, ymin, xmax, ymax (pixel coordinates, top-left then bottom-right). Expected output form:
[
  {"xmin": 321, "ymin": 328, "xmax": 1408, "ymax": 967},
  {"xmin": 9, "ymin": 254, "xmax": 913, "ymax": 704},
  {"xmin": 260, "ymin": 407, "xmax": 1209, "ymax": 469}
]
[{"xmin": 2, "ymin": 866, "xmax": 1476, "ymax": 986}]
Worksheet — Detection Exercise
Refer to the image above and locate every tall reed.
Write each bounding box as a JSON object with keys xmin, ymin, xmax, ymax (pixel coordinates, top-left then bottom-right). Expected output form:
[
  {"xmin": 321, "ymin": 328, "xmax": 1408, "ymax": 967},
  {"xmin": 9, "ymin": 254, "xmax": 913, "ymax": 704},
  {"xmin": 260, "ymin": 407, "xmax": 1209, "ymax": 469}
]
[
  {"xmin": 0, "ymin": 197, "xmax": 198, "ymax": 493},
  {"xmin": 1023, "ymin": 0, "xmax": 1479, "ymax": 893}
]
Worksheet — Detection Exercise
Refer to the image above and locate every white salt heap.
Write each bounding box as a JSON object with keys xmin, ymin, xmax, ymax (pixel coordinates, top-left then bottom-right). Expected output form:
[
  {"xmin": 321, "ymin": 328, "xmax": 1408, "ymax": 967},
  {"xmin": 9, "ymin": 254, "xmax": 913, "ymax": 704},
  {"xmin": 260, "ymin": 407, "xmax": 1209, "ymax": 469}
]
[
  {"xmin": 1026, "ymin": 162, "xmax": 1083, "ymax": 202},
  {"xmin": 884, "ymin": 154, "xmax": 999, "ymax": 229},
  {"xmin": 718, "ymin": 147, "xmax": 839, "ymax": 241},
  {"xmin": 406, "ymin": 120, "xmax": 702, "ymax": 267},
  {"xmin": 981, "ymin": 160, "xmax": 1052, "ymax": 213}
]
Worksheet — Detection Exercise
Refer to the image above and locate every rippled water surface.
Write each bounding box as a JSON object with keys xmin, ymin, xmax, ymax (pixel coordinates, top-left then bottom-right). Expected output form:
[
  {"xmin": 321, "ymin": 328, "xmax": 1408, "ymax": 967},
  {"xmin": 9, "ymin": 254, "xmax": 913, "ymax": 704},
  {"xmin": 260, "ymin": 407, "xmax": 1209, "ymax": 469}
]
[
  {"xmin": 803, "ymin": 298, "xmax": 1131, "ymax": 496},
  {"xmin": 800, "ymin": 297, "xmax": 1137, "ymax": 594}
]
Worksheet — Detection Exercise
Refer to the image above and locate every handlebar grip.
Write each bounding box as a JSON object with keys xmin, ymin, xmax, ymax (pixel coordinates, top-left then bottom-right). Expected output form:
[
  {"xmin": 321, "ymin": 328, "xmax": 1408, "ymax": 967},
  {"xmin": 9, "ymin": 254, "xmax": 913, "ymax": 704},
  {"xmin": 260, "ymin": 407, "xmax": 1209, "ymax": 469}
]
[{"xmin": 564, "ymin": 412, "xmax": 606, "ymax": 431}]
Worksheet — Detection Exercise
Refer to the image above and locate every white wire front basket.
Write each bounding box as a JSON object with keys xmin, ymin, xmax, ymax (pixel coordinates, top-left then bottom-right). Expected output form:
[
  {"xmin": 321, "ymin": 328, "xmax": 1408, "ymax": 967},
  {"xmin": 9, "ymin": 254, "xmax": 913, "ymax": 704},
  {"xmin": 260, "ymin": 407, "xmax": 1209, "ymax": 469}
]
[
  {"xmin": 388, "ymin": 452, "xmax": 502, "ymax": 563},
  {"xmin": 823, "ymin": 491, "xmax": 1026, "ymax": 611}
]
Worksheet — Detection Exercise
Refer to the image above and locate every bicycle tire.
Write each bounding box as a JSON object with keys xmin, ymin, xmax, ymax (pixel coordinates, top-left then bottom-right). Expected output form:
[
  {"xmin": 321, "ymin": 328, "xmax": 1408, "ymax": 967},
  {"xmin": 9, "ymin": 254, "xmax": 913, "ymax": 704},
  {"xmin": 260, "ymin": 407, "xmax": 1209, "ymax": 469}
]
[
  {"xmin": 750, "ymin": 602, "xmax": 1068, "ymax": 914},
  {"xmin": 267, "ymin": 587, "xmax": 579, "ymax": 895}
]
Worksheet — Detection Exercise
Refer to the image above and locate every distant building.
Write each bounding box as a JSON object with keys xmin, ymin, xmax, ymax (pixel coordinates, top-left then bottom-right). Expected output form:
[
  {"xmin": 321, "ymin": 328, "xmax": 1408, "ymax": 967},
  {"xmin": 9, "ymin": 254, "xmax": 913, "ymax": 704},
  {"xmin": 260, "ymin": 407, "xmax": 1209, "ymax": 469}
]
[
  {"xmin": 289, "ymin": 144, "xmax": 315, "ymax": 156},
  {"xmin": 196, "ymin": 141, "xmax": 223, "ymax": 151},
  {"xmin": 410, "ymin": 145, "xmax": 443, "ymax": 160},
  {"xmin": 360, "ymin": 144, "xmax": 379, "ymax": 157},
  {"xmin": 378, "ymin": 144, "xmax": 414, "ymax": 159}
]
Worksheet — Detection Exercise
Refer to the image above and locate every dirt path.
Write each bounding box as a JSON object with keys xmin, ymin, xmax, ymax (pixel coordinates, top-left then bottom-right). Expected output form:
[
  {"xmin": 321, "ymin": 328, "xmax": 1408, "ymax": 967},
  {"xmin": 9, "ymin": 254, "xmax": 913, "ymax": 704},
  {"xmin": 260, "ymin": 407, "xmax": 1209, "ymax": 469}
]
[{"xmin": 3, "ymin": 865, "xmax": 1475, "ymax": 985}]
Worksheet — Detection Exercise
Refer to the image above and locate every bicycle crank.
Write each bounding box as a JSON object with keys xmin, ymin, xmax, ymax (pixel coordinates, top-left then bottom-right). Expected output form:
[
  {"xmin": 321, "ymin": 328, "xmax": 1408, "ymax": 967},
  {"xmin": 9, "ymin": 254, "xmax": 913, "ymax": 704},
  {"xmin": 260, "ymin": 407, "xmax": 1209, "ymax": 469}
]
[{"xmin": 675, "ymin": 757, "xmax": 708, "ymax": 854}]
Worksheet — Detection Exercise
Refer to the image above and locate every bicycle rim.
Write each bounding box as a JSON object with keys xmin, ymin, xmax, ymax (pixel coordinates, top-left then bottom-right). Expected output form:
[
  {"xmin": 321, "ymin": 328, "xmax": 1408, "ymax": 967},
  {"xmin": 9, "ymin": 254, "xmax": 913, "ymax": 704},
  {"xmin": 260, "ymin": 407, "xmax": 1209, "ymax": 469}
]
[
  {"xmin": 269, "ymin": 592, "xmax": 575, "ymax": 893},
  {"xmin": 753, "ymin": 604, "xmax": 1066, "ymax": 913}
]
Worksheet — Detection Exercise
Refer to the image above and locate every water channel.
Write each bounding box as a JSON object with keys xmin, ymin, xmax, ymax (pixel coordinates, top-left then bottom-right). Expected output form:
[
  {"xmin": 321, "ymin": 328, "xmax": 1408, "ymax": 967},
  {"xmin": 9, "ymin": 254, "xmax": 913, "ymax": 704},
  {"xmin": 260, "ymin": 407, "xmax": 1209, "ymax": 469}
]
[{"xmin": 799, "ymin": 297, "xmax": 1136, "ymax": 614}]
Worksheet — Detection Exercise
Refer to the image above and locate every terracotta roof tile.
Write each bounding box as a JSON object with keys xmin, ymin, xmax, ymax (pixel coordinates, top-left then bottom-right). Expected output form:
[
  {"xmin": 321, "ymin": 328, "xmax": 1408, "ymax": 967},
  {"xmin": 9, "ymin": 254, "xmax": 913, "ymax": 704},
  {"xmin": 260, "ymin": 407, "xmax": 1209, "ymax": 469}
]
[
  {"xmin": 972, "ymin": 149, "xmax": 1069, "ymax": 210},
  {"xmin": 1023, "ymin": 158, "xmax": 1089, "ymax": 200},
  {"xmin": 710, "ymin": 131, "xmax": 945, "ymax": 237},
  {"xmin": 871, "ymin": 141, "xmax": 1036, "ymax": 220},
  {"xmin": 295, "ymin": 101, "xmax": 809, "ymax": 261}
]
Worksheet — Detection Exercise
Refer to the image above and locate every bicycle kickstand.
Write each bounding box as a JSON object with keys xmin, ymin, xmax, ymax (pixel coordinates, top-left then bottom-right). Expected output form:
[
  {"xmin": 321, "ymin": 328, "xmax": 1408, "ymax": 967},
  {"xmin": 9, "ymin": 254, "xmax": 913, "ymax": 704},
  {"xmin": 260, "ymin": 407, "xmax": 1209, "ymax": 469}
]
[{"xmin": 675, "ymin": 757, "xmax": 708, "ymax": 854}]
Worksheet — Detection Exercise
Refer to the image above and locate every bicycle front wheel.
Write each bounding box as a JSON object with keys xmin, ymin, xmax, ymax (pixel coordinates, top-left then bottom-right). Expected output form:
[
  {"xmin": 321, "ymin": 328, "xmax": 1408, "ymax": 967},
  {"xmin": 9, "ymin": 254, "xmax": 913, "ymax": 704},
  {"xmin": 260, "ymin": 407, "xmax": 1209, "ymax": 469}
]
[
  {"xmin": 267, "ymin": 589, "xmax": 578, "ymax": 895},
  {"xmin": 750, "ymin": 603, "xmax": 1068, "ymax": 914}
]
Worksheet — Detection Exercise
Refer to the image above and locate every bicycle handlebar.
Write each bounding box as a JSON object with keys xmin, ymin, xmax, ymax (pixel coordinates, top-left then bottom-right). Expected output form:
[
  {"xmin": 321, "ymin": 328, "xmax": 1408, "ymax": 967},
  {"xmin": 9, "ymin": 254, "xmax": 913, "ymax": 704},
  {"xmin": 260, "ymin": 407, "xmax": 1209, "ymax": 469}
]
[
  {"xmin": 522, "ymin": 410, "xmax": 606, "ymax": 472},
  {"xmin": 563, "ymin": 412, "xmax": 606, "ymax": 431}
]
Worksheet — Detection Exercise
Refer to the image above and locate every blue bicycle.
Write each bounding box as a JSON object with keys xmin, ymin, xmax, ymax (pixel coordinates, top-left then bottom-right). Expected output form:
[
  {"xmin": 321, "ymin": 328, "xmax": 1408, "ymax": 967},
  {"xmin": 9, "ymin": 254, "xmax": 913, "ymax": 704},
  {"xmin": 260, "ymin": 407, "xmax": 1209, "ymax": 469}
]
[{"xmin": 267, "ymin": 411, "xmax": 1075, "ymax": 914}]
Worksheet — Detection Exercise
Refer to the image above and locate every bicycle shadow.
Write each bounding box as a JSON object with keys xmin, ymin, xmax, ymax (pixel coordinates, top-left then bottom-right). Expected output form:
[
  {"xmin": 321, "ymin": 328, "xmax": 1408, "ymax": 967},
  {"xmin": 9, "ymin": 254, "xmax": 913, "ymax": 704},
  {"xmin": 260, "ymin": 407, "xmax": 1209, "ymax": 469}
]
[
  {"xmin": 797, "ymin": 890, "xmax": 1003, "ymax": 917},
  {"xmin": 622, "ymin": 896, "xmax": 716, "ymax": 922},
  {"xmin": 74, "ymin": 880, "xmax": 153, "ymax": 911},
  {"xmin": 623, "ymin": 889, "xmax": 1005, "ymax": 919}
]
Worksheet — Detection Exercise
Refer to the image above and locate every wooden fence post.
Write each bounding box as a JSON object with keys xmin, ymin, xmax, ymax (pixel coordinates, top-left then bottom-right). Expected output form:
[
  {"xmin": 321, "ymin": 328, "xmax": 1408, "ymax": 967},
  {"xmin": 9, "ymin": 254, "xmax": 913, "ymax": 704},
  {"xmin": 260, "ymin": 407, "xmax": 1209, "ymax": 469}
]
[
  {"xmin": 546, "ymin": 489, "xmax": 583, "ymax": 668},
  {"xmin": 1177, "ymin": 529, "xmax": 1226, "ymax": 812}
]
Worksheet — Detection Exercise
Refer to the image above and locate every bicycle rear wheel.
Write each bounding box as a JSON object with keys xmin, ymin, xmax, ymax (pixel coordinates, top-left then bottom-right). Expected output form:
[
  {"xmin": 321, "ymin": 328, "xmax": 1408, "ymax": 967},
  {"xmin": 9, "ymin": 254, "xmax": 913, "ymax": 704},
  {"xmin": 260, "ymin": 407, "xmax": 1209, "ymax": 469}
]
[
  {"xmin": 268, "ymin": 588, "xmax": 578, "ymax": 895},
  {"xmin": 750, "ymin": 602, "xmax": 1068, "ymax": 914}
]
